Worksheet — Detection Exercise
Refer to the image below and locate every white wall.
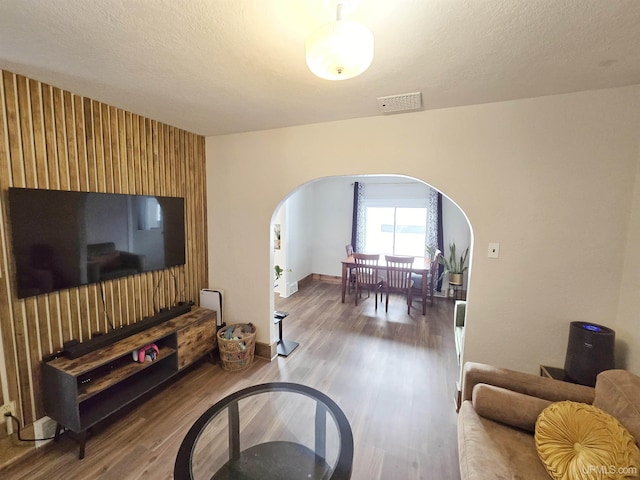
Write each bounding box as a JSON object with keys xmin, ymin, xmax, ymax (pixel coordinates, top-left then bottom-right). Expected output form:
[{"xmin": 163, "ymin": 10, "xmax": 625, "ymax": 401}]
[
  {"xmin": 442, "ymin": 196, "xmax": 472, "ymax": 291},
  {"xmin": 309, "ymin": 176, "xmax": 355, "ymax": 276},
  {"xmin": 617, "ymin": 151, "xmax": 640, "ymax": 373},
  {"xmin": 272, "ymin": 203, "xmax": 286, "ymax": 296},
  {"xmin": 273, "ymin": 183, "xmax": 317, "ymax": 297},
  {"xmin": 206, "ymin": 86, "xmax": 640, "ymax": 374}
]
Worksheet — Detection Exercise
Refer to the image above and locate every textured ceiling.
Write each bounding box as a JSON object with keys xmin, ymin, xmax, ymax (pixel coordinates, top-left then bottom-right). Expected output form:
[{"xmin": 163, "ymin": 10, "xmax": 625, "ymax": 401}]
[{"xmin": 1, "ymin": 0, "xmax": 640, "ymax": 136}]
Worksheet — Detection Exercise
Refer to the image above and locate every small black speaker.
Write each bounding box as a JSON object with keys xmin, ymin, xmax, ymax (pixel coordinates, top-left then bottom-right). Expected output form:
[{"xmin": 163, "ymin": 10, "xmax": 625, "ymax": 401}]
[{"xmin": 564, "ymin": 321, "xmax": 615, "ymax": 387}]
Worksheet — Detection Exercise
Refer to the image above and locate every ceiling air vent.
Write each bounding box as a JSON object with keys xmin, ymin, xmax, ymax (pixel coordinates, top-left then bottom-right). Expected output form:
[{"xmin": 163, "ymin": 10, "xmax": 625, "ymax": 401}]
[{"xmin": 377, "ymin": 92, "xmax": 422, "ymax": 114}]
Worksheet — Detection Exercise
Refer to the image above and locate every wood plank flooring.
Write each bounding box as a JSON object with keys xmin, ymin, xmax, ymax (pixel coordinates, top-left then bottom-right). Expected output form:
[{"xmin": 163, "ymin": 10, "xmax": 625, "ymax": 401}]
[{"xmin": 0, "ymin": 281, "xmax": 461, "ymax": 480}]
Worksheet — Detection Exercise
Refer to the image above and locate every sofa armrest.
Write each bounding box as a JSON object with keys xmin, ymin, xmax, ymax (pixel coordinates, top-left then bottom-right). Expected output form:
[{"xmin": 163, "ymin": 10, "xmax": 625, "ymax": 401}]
[
  {"xmin": 472, "ymin": 384, "xmax": 552, "ymax": 432},
  {"xmin": 87, "ymin": 261, "xmax": 100, "ymax": 283},
  {"xmin": 119, "ymin": 251, "xmax": 144, "ymax": 271},
  {"xmin": 461, "ymin": 362, "xmax": 595, "ymax": 404}
]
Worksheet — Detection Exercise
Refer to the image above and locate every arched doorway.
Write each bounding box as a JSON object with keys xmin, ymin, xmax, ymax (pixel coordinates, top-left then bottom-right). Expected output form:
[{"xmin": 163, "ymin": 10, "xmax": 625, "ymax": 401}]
[{"xmin": 269, "ymin": 174, "xmax": 473, "ymax": 372}]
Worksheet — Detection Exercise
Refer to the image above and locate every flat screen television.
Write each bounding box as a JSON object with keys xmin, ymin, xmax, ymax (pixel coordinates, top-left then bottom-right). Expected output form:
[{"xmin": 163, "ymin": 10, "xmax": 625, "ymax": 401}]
[{"xmin": 8, "ymin": 187, "xmax": 186, "ymax": 299}]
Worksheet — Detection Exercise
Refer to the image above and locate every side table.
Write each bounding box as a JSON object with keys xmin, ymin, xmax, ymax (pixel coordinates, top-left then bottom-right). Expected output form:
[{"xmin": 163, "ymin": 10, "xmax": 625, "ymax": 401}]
[
  {"xmin": 274, "ymin": 311, "xmax": 299, "ymax": 357},
  {"xmin": 540, "ymin": 365, "xmax": 573, "ymax": 383}
]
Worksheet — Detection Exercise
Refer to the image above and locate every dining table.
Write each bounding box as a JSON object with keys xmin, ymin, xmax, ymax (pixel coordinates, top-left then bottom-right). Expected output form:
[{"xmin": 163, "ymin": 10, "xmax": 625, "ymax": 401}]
[{"xmin": 340, "ymin": 255, "xmax": 432, "ymax": 315}]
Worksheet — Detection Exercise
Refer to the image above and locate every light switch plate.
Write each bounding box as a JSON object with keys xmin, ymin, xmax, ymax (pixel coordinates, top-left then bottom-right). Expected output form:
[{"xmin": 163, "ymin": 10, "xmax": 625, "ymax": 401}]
[{"xmin": 488, "ymin": 243, "xmax": 500, "ymax": 258}]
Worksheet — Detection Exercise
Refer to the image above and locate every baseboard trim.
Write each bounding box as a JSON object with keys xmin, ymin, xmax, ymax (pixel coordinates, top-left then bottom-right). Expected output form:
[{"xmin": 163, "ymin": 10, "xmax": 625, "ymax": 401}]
[
  {"xmin": 297, "ymin": 274, "xmax": 314, "ymax": 288},
  {"xmin": 255, "ymin": 341, "xmax": 277, "ymax": 361},
  {"xmin": 311, "ymin": 273, "xmax": 341, "ymax": 284}
]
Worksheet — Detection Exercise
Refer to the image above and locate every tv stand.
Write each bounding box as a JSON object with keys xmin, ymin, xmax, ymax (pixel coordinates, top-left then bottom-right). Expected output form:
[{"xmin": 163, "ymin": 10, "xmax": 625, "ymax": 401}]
[{"xmin": 42, "ymin": 307, "xmax": 217, "ymax": 459}]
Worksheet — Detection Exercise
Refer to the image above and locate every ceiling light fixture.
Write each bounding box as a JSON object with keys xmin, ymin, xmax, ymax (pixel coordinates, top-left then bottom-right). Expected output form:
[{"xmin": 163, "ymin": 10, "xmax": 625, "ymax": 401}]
[{"xmin": 305, "ymin": 1, "xmax": 374, "ymax": 81}]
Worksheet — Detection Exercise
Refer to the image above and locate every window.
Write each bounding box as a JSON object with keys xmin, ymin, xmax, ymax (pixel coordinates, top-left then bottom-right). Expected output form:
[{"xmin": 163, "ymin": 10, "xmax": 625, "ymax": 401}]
[
  {"xmin": 137, "ymin": 197, "xmax": 163, "ymax": 230},
  {"xmin": 364, "ymin": 206, "xmax": 427, "ymax": 256}
]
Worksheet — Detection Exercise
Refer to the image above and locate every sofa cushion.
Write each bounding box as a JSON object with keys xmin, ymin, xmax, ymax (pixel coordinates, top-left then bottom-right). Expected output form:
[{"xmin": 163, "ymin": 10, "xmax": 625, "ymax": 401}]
[
  {"xmin": 87, "ymin": 242, "xmax": 117, "ymax": 257},
  {"xmin": 594, "ymin": 370, "xmax": 640, "ymax": 443},
  {"xmin": 535, "ymin": 401, "xmax": 640, "ymax": 480},
  {"xmin": 89, "ymin": 251, "xmax": 122, "ymax": 270},
  {"xmin": 458, "ymin": 401, "xmax": 552, "ymax": 480},
  {"xmin": 472, "ymin": 384, "xmax": 552, "ymax": 432}
]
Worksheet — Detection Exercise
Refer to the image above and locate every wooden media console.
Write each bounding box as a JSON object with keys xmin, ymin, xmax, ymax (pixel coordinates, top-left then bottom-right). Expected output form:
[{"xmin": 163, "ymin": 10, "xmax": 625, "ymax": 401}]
[{"xmin": 41, "ymin": 307, "xmax": 217, "ymax": 459}]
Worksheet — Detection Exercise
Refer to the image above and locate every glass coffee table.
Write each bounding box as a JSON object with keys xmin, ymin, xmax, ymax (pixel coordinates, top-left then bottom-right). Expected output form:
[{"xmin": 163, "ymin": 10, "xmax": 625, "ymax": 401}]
[{"xmin": 174, "ymin": 382, "xmax": 354, "ymax": 480}]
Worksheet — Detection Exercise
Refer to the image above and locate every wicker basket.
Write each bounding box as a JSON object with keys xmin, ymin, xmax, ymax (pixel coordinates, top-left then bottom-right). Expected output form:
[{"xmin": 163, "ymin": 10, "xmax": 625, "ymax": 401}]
[{"xmin": 217, "ymin": 323, "xmax": 256, "ymax": 371}]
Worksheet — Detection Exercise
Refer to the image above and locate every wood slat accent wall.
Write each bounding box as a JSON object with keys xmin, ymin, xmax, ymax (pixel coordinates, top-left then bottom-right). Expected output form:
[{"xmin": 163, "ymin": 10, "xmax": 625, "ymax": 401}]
[{"xmin": 0, "ymin": 70, "xmax": 208, "ymax": 432}]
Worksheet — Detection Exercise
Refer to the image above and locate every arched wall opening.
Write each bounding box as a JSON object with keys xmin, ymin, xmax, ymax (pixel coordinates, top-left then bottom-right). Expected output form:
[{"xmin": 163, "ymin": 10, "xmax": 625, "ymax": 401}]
[
  {"xmin": 207, "ymin": 88, "xmax": 640, "ymax": 376},
  {"xmin": 268, "ymin": 174, "xmax": 474, "ymax": 364}
]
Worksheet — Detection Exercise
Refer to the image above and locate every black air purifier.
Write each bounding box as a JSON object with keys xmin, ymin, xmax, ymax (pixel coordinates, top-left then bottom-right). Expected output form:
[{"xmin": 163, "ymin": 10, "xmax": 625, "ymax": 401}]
[{"xmin": 564, "ymin": 321, "xmax": 615, "ymax": 387}]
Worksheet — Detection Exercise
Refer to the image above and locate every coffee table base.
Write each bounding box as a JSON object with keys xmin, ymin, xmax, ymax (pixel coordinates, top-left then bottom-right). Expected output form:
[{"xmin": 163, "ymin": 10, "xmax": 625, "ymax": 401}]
[{"xmin": 211, "ymin": 441, "xmax": 331, "ymax": 480}]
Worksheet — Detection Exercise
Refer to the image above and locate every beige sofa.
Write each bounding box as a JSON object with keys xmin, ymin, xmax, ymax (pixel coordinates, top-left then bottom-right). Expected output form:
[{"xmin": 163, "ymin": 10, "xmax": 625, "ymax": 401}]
[{"xmin": 457, "ymin": 362, "xmax": 640, "ymax": 479}]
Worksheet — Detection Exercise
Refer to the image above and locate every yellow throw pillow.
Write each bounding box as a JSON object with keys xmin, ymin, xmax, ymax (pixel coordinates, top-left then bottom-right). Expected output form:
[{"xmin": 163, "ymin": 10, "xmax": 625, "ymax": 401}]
[{"xmin": 535, "ymin": 401, "xmax": 640, "ymax": 479}]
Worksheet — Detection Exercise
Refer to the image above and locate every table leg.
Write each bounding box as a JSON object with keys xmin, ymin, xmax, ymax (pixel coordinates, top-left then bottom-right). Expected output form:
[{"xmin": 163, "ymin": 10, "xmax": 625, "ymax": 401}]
[
  {"xmin": 421, "ymin": 271, "xmax": 427, "ymax": 315},
  {"xmin": 341, "ymin": 263, "xmax": 347, "ymax": 303}
]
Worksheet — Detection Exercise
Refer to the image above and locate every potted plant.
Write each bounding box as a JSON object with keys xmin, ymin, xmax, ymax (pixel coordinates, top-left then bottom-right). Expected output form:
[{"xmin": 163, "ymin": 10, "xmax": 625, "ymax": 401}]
[
  {"xmin": 274, "ymin": 265, "xmax": 291, "ymax": 288},
  {"xmin": 274, "ymin": 265, "xmax": 285, "ymax": 282},
  {"xmin": 439, "ymin": 242, "xmax": 469, "ymax": 286}
]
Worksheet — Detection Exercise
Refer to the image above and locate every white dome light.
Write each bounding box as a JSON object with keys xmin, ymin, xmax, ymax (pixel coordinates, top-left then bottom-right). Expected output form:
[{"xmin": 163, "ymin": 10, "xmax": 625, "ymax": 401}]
[{"xmin": 305, "ymin": 4, "xmax": 374, "ymax": 81}]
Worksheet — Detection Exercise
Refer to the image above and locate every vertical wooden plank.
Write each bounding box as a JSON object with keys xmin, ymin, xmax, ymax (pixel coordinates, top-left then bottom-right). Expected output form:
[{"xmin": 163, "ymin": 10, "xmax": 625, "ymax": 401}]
[
  {"xmin": 147, "ymin": 117, "xmax": 153, "ymax": 194},
  {"xmin": 88, "ymin": 284, "xmax": 100, "ymax": 334},
  {"xmin": 117, "ymin": 109, "xmax": 127, "ymax": 194},
  {"xmin": 36, "ymin": 293, "xmax": 51, "ymax": 355},
  {"xmin": 4, "ymin": 72, "xmax": 25, "ymax": 187},
  {"xmin": 74, "ymin": 96, "xmax": 88, "ymax": 191},
  {"xmin": 12, "ymin": 77, "xmax": 39, "ymax": 422},
  {"xmin": 126, "ymin": 275, "xmax": 135, "ymax": 326},
  {"xmin": 0, "ymin": 69, "xmax": 22, "ymax": 431},
  {"xmin": 58, "ymin": 291, "xmax": 72, "ymax": 344},
  {"xmin": 29, "ymin": 80, "xmax": 49, "ymax": 189},
  {"xmin": 21, "ymin": 304, "xmax": 38, "ymax": 423},
  {"xmin": 70, "ymin": 289, "xmax": 82, "ymax": 343},
  {"xmin": 42, "ymin": 84, "xmax": 60, "ymax": 190},
  {"xmin": 92, "ymin": 100, "xmax": 105, "ymax": 192},
  {"xmin": 81, "ymin": 286, "xmax": 93, "ymax": 342},
  {"xmin": 101, "ymin": 103, "xmax": 113, "ymax": 192},
  {"xmin": 16, "ymin": 75, "xmax": 37, "ymax": 188},
  {"xmin": 0, "ymin": 71, "xmax": 13, "ymax": 189},
  {"xmin": 183, "ymin": 132, "xmax": 191, "ymax": 301},
  {"xmin": 83, "ymin": 97, "xmax": 97, "ymax": 191},
  {"xmin": 131, "ymin": 115, "xmax": 140, "ymax": 194},
  {"xmin": 169, "ymin": 126, "xmax": 177, "ymax": 196},
  {"xmin": 154, "ymin": 121, "xmax": 163, "ymax": 195},
  {"xmin": 146, "ymin": 118, "xmax": 154, "ymax": 194},
  {"xmin": 197, "ymin": 136, "xmax": 208, "ymax": 287},
  {"xmin": 108, "ymin": 107, "xmax": 122, "ymax": 193},
  {"xmin": 108, "ymin": 279, "xmax": 117, "ymax": 328},
  {"xmin": 126, "ymin": 112, "xmax": 135, "ymax": 193},
  {"xmin": 64, "ymin": 91, "xmax": 79, "ymax": 190},
  {"xmin": 112, "ymin": 280, "xmax": 122, "ymax": 328},
  {"xmin": 183, "ymin": 131, "xmax": 195, "ymax": 301},
  {"xmin": 141, "ymin": 116, "xmax": 149, "ymax": 195},
  {"xmin": 53, "ymin": 87, "xmax": 70, "ymax": 190}
]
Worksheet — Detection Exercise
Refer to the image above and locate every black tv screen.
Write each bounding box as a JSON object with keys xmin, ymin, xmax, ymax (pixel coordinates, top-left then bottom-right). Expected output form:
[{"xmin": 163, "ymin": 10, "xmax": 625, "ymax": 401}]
[{"xmin": 8, "ymin": 187, "xmax": 185, "ymax": 299}]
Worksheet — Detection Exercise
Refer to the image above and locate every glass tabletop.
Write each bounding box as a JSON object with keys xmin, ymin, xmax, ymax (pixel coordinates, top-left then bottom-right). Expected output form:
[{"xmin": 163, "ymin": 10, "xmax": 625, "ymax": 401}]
[{"xmin": 174, "ymin": 382, "xmax": 354, "ymax": 480}]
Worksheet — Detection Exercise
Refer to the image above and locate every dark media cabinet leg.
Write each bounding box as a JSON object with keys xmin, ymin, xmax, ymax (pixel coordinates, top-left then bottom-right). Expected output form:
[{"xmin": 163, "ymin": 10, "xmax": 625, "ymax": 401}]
[{"xmin": 78, "ymin": 430, "xmax": 87, "ymax": 460}]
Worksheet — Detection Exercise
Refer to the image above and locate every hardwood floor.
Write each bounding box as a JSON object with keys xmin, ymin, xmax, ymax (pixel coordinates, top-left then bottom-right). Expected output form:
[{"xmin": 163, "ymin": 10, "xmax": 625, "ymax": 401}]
[{"xmin": 0, "ymin": 281, "xmax": 461, "ymax": 480}]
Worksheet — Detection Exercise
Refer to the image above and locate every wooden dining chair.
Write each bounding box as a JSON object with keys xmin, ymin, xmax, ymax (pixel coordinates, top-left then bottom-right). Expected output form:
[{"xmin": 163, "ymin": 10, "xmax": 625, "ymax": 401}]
[
  {"xmin": 353, "ymin": 253, "xmax": 384, "ymax": 310},
  {"xmin": 345, "ymin": 244, "xmax": 356, "ymax": 294},
  {"xmin": 428, "ymin": 249, "xmax": 442, "ymax": 303},
  {"xmin": 411, "ymin": 249, "xmax": 441, "ymax": 314},
  {"xmin": 384, "ymin": 255, "xmax": 415, "ymax": 314}
]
